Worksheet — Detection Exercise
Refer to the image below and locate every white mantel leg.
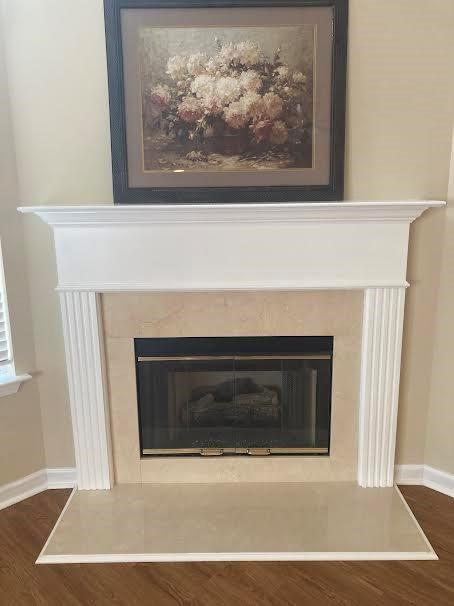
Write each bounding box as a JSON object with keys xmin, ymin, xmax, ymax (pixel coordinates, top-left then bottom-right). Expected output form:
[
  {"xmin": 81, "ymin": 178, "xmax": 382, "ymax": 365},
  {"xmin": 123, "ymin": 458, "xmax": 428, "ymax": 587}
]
[
  {"xmin": 60, "ymin": 291, "xmax": 112, "ymax": 489},
  {"xmin": 358, "ymin": 287, "xmax": 406, "ymax": 487}
]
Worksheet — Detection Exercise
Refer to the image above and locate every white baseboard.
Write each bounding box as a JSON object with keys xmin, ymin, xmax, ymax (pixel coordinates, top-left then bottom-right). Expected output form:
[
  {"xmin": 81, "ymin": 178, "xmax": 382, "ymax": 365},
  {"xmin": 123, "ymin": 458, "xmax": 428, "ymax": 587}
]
[
  {"xmin": 0, "ymin": 470, "xmax": 48, "ymax": 511},
  {"xmin": 395, "ymin": 464, "xmax": 454, "ymax": 498},
  {"xmin": 0, "ymin": 467, "xmax": 77, "ymax": 511},
  {"xmin": 2, "ymin": 464, "xmax": 452, "ymax": 512},
  {"xmin": 47, "ymin": 468, "xmax": 77, "ymax": 489},
  {"xmin": 394, "ymin": 465, "xmax": 425, "ymax": 485},
  {"xmin": 423, "ymin": 466, "xmax": 454, "ymax": 498}
]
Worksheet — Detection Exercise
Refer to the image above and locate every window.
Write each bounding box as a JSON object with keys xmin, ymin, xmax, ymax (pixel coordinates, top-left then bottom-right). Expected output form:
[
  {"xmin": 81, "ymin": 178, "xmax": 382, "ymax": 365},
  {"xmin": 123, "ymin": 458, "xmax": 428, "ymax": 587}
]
[
  {"xmin": 0, "ymin": 239, "xmax": 31, "ymax": 395},
  {"xmin": 0, "ymin": 241, "xmax": 12, "ymax": 375}
]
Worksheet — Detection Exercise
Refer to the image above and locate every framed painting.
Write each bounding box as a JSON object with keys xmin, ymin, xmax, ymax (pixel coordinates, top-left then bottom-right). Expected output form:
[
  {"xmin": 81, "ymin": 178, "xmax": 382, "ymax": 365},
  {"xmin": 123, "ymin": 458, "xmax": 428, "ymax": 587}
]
[{"xmin": 104, "ymin": 0, "xmax": 348, "ymax": 203}]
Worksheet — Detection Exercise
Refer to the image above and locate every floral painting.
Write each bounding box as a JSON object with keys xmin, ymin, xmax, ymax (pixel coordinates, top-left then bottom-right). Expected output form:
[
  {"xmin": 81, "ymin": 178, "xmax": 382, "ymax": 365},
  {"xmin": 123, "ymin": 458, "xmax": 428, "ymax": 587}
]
[{"xmin": 139, "ymin": 26, "xmax": 314, "ymax": 172}]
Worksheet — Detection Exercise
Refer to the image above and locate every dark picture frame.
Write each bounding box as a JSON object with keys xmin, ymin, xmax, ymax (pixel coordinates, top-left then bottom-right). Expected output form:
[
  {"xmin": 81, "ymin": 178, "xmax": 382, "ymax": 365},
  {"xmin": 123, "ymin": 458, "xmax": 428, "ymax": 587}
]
[{"xmin": 104, "ymin": 0, "xmax": 348, "ymax": 204}]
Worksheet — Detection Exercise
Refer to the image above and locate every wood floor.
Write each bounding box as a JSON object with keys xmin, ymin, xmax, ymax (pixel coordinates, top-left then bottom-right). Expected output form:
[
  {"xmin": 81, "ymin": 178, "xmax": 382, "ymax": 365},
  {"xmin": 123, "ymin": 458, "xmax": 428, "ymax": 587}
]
[{"xmin": 0, "ymin": 486, "xmax": 452, "ymax": 605}]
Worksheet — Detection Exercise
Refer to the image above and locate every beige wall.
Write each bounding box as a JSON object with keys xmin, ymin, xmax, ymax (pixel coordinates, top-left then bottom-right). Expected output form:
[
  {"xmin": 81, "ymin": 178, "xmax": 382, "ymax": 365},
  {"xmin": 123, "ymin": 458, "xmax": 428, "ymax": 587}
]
[
  {"xmin": 0, "ymin": 17, "xmax": 45, "ymax": 484},
  {"xmin": 1, "ymin": 0, "xmax": 113, "ymax": 469},
  {"xmin": 423, "ymin": 134, "xmax": 454, "ymax": 475},
  {"xmin": 344, "ymin": 0, "xmax": 454, "ymax": 471},
  {"xmin": 1, "ymin": 0, "xmax": 453, "ymax": 474}
]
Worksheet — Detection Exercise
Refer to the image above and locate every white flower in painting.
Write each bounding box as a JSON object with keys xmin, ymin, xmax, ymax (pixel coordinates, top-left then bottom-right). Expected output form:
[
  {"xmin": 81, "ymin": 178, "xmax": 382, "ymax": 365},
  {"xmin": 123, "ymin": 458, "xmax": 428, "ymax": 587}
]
[
  {"xmin": 275, "ymin": 65, "xmax": 289, "ymax": 78},
  {"xmin": 270, "ymin": 120, "xmax": 289, "ymax": 144},
  {"xmin": 218, "ymin": 42, "xmax": 237, "ymax": 64},
  {"xmin": 218, "ymin": 40, "xmax": 262, "ymax": 67},
  {"xmin": 186, "ymin": 52, "xmax": 208, "ymax": 76},
  {"xmin": 166, "ymin": 55, "xmax": 188, "ymax": 80},
  {"xmin": 292, "ymin": 71, "xmax": 306, "ymax": 84},
  {"xmin": 176, "ymin": 79, "xmax": 189, "ymax": 92},
  {"xmin": 223, "ymin": 91, "xmax": 263, "ymax": 128},
  {"xmin": 241, "ymin": 91, "xmax": 261, "ymax": 115},
  {"xmin": 190, "ymin": 74, "xmax": 216, "ymax": 99},
  {"xmin": 235, "ymin": 40, "xmax": 262, "ymax": 66},
  {"xmin": 204, "ymin": 58, "xmax": 217, "ymax": 74},
  {"xmin": 215, "ymin": 76, "xmax": 242, "ymax": 104},
  {"xmin": 224, "ymin": 100, "xmax": 250, "ymax": 129},
  {"xmin": 239, "ymin": 70, "xmax": 262, "ymax": 93},
  {"xmin": 205, "ymin": 56, "xmax": 228, "ymax": 76}
]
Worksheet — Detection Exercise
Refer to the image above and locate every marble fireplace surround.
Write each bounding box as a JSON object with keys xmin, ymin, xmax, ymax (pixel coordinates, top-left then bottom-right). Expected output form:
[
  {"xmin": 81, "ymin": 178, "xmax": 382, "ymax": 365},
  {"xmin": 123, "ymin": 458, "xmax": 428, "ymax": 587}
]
[
  {"xmin": 102, "ymin": 290, "xmax": 361, "ymax": 484},
  {"xmin": 19, "ymin": 201, "xmax": 444, "ymax": 491}
]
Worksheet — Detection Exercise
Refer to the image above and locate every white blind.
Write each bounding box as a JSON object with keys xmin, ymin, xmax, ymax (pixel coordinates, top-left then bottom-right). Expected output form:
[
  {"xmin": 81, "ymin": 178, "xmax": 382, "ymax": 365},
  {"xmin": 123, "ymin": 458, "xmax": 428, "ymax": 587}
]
[{"xmin": 0, "ymin": 248, "xmax": 11, "ymax": 365}]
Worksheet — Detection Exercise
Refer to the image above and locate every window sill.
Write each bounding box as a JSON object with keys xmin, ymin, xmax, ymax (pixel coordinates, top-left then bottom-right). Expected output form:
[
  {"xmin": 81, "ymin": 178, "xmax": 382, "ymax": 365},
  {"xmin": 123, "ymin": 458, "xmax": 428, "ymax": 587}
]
[{"xmin": 0, "ymin": 373, "xmax": 32, "ymax": 398}]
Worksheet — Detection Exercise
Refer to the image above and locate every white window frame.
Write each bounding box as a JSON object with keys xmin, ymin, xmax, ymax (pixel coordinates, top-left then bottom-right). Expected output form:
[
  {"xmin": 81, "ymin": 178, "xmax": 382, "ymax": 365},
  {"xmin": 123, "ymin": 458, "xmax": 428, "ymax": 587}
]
[{"xmin": 0, "ymin": 239, "xmax": 31, "ymax": 397}]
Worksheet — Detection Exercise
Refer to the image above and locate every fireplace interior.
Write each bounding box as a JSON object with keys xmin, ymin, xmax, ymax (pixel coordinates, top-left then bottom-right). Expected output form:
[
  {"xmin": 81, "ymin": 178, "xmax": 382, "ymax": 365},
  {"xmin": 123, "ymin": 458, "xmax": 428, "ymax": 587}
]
[{"xmin": 135, "ymin": 336, "xmax": 333, "ymax": 456}]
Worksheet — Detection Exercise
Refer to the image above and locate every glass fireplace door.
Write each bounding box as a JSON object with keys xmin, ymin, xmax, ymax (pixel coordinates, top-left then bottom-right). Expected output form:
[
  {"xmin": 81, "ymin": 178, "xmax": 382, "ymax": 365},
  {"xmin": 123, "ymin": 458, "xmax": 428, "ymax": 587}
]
[
  {"xmin": 139, "ymin": 357, "xmax": 237, "ymax": 454},
  {"xmin": 136, "ymin": 337, "xmax": 333, "ymax": 456}
]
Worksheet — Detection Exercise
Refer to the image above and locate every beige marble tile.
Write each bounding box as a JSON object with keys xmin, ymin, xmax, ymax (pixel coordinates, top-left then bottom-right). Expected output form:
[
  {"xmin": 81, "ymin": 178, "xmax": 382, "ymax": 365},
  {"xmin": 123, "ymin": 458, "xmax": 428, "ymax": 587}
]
[
  {"xmin": 104, "ymin": 338, "xmax": 141, "ymax": 483},
  {"xmin": 39, "ymin": 483, "xmax": 435, "ymax": 562},
  {"xmin": 102, "ymin": 291, "xmax": 363, "ymax": 339},
  {"xmin": 139, "ymin": 456, "xmax": 356, "ymax": 484},
  {"xmin": 102, "ymin": 291, "xmax": 362, "ymax": 484}
]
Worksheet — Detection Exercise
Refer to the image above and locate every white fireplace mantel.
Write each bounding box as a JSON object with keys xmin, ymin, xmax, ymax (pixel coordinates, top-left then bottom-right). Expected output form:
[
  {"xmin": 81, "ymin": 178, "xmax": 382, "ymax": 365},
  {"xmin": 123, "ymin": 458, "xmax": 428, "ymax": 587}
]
[
  {"xmin": 20, "ymin": 201, "xmax": 442, "ymax": 292},
  {"xmin": 19, "ymin": 201, "xmax": 444, "ymax": 490}
]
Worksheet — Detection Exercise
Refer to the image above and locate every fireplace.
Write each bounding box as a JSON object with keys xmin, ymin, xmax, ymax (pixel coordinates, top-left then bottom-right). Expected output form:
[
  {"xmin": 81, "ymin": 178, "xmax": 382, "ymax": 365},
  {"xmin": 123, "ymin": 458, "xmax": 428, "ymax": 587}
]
[
  {"xmin": 135, "ymin": 336, "xmax": 333, "ymax": 457},
  {"xmin": 19, "ymin": 201, "xmax": 442, "ymax": 488},
  {"xmin": 19, "ymin": 202, "xmax": 443, "ymax": 563}
]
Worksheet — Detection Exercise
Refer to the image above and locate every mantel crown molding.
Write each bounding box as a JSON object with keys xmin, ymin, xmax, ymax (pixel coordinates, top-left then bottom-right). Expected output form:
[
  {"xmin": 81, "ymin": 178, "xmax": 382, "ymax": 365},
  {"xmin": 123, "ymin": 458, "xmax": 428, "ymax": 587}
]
[
  {"xmin": 18, "ymin": 200, "xmax": 445, "ymax": 227},
  {"xmin": 17, "ymin": 200, "xmax": 444, "ymax": 293}
]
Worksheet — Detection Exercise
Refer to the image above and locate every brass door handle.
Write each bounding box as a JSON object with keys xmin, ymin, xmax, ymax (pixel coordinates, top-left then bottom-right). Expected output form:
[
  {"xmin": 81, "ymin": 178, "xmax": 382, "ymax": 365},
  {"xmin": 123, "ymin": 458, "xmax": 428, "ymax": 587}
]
[
  {"xmin": 200, "ymin": 448, "xmax": 224, "ymax": 456},
  {"xmin": 246, "ymin": 448, "xmax": 271, "ymax": 456}
]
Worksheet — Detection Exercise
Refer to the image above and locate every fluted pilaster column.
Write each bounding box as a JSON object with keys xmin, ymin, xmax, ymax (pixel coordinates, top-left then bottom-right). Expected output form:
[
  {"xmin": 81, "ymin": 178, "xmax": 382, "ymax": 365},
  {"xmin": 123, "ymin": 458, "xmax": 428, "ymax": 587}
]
[
  {"xmin": 358, "ymin": 287, "xmax": 406, "ymax": 487},
  {"xmin": 59, "ymin": 291, "xmax": 112, "ymax": 489}
]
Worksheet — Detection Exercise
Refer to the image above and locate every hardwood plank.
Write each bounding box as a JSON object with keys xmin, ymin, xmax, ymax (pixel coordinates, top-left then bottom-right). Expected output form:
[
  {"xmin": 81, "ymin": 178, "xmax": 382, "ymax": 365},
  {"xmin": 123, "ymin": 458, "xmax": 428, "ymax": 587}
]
[{"xmin": 0, "ymin": 486, "xmax": 452, "ymax": 605}]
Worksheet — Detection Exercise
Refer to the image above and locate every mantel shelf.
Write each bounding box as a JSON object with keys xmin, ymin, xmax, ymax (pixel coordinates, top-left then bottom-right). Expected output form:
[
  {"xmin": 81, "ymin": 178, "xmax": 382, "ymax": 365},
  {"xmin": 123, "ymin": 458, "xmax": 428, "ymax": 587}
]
[
  {"xmin": 17, "ymin": 200, "xmax": 444, "ymax": 293},
  {"xmin": 18, "ymin": 200, "xmax": 445, "ymax": 226}
]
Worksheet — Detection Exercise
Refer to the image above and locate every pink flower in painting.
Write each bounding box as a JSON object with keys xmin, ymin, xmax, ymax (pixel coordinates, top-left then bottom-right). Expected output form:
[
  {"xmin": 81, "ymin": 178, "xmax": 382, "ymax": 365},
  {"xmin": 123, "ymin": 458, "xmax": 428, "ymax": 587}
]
[
  {"xmin": 260, "ymin": 92, "xmax": 283, "ymax": 120},
  {"xmin": 202, "ymin": 94, "xmax": 223, "ymax": 116},
  {"xmin": 177, "ymin": 97, "xmax": 204, "ymax": 123},
  {"xmin": 149, "ymin": 85, "xmax": 171, "ymax": 107},
  {"xmin": 242, "ymin": 92, "xmax": 284, "ymax": 122}
]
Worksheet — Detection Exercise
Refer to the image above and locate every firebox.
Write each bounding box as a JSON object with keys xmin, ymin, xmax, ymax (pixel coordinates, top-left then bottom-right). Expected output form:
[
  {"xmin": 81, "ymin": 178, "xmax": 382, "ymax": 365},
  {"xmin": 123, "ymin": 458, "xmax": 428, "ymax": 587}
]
[{"xmin": 135, "ymin": 336, "xmax": 333, "ymax": 456}]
